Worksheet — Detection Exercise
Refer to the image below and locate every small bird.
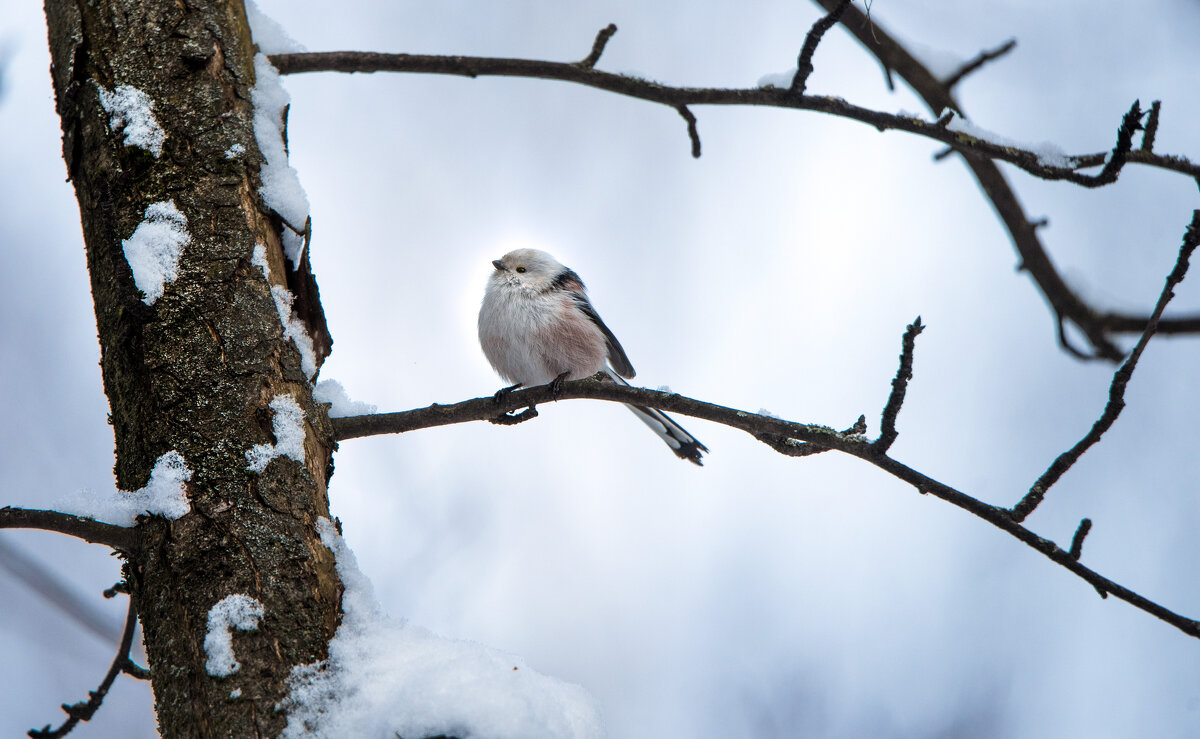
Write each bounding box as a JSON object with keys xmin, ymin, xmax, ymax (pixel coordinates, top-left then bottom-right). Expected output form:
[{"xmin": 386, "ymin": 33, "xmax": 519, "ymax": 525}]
[{"xmin": 478, "ymin": 248, "xmax": 708, "ymax": 465}]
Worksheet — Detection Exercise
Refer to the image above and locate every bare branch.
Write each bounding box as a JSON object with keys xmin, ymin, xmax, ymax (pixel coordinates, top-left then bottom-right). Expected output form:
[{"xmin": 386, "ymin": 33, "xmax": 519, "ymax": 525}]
[
  {"xmin": 941, "ymin": 38, "xmax": 1016, "ymax": 90},
  {"xmin": 29, "ymin": 596, "xmax": 142, "ymax": 738},
  {"xmin": 874, "ymin": 317, "xmax": 924, "ymax": 452},
  {"xmin": 265, "ymin": 51, "xmax": 1199, "ymax": 187},
  {"xmin": 1012, "ymin": 210, "xmax": 1200, "ymax": 522},
  {"xmin": 791, "ymin": 0, "xmax": 852, "ymax": 94},
  {"xmin": 576, "ymin": 23, "xmax": 617, "ymax": 69},
  {"xmin": 807, "ymin": 0, "xmax": 1200, "ymax": 360},
  {"xmin": 0, "ymin": 507, "xmax": 134, "ymax": 551}
]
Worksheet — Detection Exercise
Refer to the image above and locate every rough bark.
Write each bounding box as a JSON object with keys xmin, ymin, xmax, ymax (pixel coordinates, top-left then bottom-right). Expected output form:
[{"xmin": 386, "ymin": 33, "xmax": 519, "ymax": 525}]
[{"xmin": 43, "ymin": 0, "xmax": 341, "ymax": 735}]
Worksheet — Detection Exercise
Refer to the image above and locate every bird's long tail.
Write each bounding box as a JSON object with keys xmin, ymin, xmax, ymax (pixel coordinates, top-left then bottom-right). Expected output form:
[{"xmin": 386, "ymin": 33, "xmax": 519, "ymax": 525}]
[{"xmin": 606, "ymin": 370, "xmax": 708, "ymax": 466}]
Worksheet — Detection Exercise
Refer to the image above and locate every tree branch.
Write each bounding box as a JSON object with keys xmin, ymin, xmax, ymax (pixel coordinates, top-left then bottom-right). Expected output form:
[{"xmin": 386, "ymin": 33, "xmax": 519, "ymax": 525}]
[
  {"xmin": 1012, "ymin": 210, "xmax": 1200, "ymax": 522},
  {"xmin": 806, "ymin": 0, "xmax": 1200, "ymax": 361},
  {"xmin": 267, "ymin": 13, "xmax": 1200, "ymax": 361},
  {"xmin": 941, "ymin": 38, "xmax": 1016, "ymax": 90},
  {"xmin": 29, "ymin": 595, "xmax": 142, "ymax": 738},
  {"xmin": 265, "ymin": 51, "xmax": 1198, "ymax": 187},
  {"xmin": 0, "ymin": 507, "xmax": 134, "ymax": 551},
  {"xmin": 332, "ymin": 295, "xmax": 1200, "ymax": 640}
]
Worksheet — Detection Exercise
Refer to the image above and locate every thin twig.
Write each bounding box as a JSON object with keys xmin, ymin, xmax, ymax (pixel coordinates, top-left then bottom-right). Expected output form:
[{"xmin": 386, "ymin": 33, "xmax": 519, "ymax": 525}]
[
  {"xmin": 874, "ymin": 317, "xmax": 924, "ymax": 452},
  {"xmin": 1142, "ymin": 100, "xmax": 1161, "ymax": 152},
  {"xmin": 577, "ymin": 23, "xmax": 617, "ymax": 69},
  {"xmin": 791, "ymin": 0, "xmax": 852, "ymax": 94},
  {"xmin": 29, "ymin": 596, "xmax": 141, "ymax": 738},
  {"xmin": 1069, "ymin": 518, "xmax": 1093, "ymax": 561},
  {"xmin": 941, "ymin": 39, "xmax": 1016, "ymax": 90},
  {"xmin": 1012, "ymin": 210, "xmax": 1200, "ymax": 522},
  {"xmin": 675, "ymin": 105, "xmax": 701, "ymax": 158},
  {"xmin": 1078, "ymin": 100, "xmax": 1143, "ymax": 187},
  {"xmin": 0, "ymin": 507, "xmax": 134, "ymax": 551}
]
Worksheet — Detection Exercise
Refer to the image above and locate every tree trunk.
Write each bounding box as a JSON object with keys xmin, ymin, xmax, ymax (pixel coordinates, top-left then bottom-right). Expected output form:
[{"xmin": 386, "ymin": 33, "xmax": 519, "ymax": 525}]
[{"xmin": 43, "ymin": 0, "xmax": 341, "ymax": 735}]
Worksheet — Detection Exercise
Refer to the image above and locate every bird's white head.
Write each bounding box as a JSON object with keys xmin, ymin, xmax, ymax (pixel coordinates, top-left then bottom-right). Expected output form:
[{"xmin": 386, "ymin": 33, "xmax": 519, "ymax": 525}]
[{"xmin": 489, "ymin": 248, "xmax": 569, "ymax": 292}]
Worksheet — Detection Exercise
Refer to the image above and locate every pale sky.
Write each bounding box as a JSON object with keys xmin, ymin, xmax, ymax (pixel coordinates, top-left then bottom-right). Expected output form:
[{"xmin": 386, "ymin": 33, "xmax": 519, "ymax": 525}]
[{"xmin": 3, "ymin": 1, "xmax": 1200, "ymax": 736}]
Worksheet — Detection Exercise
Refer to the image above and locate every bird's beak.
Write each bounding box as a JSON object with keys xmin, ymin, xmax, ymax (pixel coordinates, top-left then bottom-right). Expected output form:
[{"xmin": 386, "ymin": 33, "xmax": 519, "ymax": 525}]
[{"xmin": 491, "ymin": 260, "xmax": 504, "ymax": 271}]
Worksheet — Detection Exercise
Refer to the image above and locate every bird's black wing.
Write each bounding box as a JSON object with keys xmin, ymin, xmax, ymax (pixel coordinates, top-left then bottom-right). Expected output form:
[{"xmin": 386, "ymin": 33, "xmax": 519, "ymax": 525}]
[{"xmin": 553, "ymin": 268, "xmax": 636, "ymax": 379}]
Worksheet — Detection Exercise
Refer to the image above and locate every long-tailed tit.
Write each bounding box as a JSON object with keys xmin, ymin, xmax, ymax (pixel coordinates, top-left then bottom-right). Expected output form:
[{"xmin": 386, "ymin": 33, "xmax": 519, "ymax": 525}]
[{"xmin": 478, "ymin": 248, "xmax": 708, "ymax": 465}]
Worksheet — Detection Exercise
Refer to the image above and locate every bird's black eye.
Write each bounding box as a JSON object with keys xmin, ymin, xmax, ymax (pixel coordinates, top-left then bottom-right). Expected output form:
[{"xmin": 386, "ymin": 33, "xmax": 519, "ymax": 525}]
[{"xmin": 515, "ymin": 266, "xmax": 526, "ymax": 273}]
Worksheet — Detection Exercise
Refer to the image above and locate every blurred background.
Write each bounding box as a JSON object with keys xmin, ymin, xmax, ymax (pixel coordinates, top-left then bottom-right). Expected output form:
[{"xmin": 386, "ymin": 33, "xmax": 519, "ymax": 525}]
[{"xmin": 3, "ymin": 1, "xmax": 1199, "ymax": 736}]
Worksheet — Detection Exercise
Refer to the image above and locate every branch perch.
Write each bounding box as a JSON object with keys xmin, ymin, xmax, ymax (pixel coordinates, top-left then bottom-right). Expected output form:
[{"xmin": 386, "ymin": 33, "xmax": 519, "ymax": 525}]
[{"xmin": 331, "ymin": 260, "xmax": 1200, "ymax": 642}]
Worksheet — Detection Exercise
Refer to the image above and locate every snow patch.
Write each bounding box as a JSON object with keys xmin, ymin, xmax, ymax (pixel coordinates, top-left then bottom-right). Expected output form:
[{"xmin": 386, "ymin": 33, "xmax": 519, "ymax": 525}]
[
  {"xmin": 251, "ymin": 54, "xmax": 310, "ymax": 268},
  {"xmin": 278, "ymin": 519, "xmax": 606, "ymax": 739},
  {"xmin": 97, "ymin": 83, "xmax": 166, "ymax": 156},
  {"xmin": 245, "ymin": 394, "xmax": 306, "ymax": 473},
  {"xmin": 244, "ymin": 0, "xmax": 306, "ymax": 54},
  {"xmin": 122, "ymin": 200, "xmax": 190, "ymax": 305},
  {"xmin": 314, "ymin": 380, "xmax": 378, "ymax": 418},
  {"xmin": 757, "ymin": 68, "xmax": 796, "ymax": 89},
  {"xmin": 205, "ymin": 595, "xmax": 265, "ymax": 678},
  {"xmin": 57, "ymin": 451, "xmax": 192, "ymax": 527},
  {"xmin": 225, "ymin": 142, "xmax": 246, "ymax": 159},
  {"xmin": 251, "ymin": 244, "xmax": 318, "ymax": 380}
]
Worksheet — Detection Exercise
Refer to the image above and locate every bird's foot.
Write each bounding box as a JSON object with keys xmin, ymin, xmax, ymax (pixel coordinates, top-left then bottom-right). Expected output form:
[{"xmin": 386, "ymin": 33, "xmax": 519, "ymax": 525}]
[
  {"xmin": 550, "ymin": 371, "xmax": 570, "ymax": 400},
  {"xmin": 492, "ymin": 382, "xmax": 523, "ymax": 406}
]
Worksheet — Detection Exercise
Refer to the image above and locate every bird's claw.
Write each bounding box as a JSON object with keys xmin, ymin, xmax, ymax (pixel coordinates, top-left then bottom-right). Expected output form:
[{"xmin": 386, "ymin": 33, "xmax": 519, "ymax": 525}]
[
  {"xmin": 550, "ymin": 372, "xmax": 570, "ymax": 400},
  {"xmin": 492, "ymin": 383, "xmax": 523, "ymax": 406}
]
